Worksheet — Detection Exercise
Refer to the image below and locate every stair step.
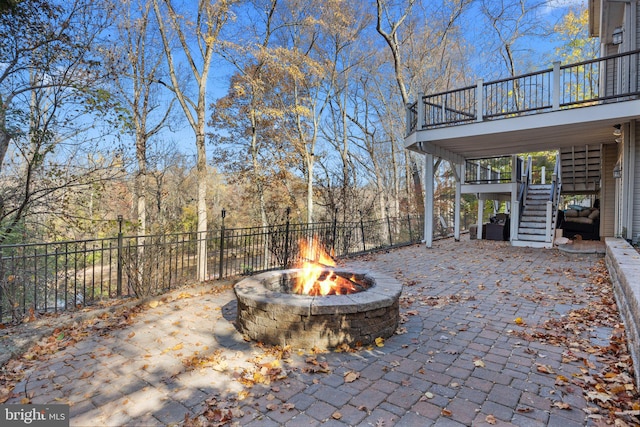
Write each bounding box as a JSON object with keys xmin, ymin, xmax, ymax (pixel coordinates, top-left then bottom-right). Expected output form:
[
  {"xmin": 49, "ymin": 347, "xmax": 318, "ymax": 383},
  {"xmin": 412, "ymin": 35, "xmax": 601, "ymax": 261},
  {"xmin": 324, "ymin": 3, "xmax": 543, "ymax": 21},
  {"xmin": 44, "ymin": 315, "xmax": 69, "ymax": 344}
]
[
  {"xmin": 525, "ymin": 200, "xmax": 550, "ymax": 206},
  {"xmin": 519, "ymin": 228, "xmax": 547, "ymax": 235},
  {"xmin": 522, "ymin": 209, "xmax": 546, "ymax": 216},
  {"xmin": 520, "ymin": 222, "xmax": 546, "ymax": 229},
  {"xmin": 527, "ymin": 195, "xmax": 550, "ymax": 200},
  {"xmin": 518, "ymin": 234, "xmax": 549, "ymax": 242}
]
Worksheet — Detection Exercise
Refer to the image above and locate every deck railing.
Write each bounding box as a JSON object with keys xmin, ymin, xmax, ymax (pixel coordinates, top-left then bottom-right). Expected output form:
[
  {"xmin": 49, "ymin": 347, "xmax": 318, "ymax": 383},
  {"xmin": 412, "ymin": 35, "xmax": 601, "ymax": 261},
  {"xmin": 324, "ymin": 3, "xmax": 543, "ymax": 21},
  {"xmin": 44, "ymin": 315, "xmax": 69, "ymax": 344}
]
[
  {"xmin": 407, "ymin": 49, "xmax": 640, "ymax": 133},
  {"xmin": 464, "ymin": 156, "xmax": 522, "ymax": 184}
]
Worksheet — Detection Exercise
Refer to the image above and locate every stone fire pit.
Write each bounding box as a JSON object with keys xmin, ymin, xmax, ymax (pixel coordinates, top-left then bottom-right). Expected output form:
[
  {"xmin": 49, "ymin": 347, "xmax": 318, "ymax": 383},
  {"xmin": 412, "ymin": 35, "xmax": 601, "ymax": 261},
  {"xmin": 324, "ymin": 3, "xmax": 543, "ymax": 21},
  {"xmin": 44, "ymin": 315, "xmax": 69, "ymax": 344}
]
[{"xmin": 234, "ymin": 269, "xmax": 402, "ymax": 349}]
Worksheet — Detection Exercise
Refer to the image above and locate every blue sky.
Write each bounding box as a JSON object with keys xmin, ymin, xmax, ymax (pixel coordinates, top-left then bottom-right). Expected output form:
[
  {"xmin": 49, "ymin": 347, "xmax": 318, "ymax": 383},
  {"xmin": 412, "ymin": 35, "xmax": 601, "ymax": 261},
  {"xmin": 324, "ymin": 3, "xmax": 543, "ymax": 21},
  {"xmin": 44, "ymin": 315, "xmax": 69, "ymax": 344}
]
[{"xmin": 149, "ymin": 0, "xmax": 590, "ymax": 162}]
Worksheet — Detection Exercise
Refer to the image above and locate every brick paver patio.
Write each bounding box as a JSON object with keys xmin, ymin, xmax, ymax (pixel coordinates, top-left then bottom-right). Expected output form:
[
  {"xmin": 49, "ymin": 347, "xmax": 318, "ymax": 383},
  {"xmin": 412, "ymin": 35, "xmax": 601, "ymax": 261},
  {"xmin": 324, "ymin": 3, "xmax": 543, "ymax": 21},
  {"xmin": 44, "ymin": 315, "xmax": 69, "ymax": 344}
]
[{"xmin": 3, "ymin": 237, "xmax": 631, "ymax": 426}]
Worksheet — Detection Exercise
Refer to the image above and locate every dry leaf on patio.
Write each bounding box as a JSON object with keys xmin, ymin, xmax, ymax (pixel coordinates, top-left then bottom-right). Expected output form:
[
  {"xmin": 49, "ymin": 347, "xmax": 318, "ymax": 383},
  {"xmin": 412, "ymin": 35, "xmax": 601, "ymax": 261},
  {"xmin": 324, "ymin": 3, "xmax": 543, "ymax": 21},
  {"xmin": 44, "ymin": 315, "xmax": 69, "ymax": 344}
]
[
  {"xmin": 485, "ymin": 414, "xmax": 497, "ymax": 424},
  {"xmin": 282, "ymin": 403, "xmax": 295, "ymax": 411},
  {"xmin": 375, "ymin": 337, "xmax": 385, "ymax": 347},
  {"xmin": 332, "ymin": 411, "xmax": 342, "ymax": 420},
  {"xmin": 514, "ymin": 317, "xmax": 525, "ymax": 325},
  {"xmin": 586, "ymin": 391, "xmax": 613, "ymax": 403},
  {"xmin": 441, "ymin": 408, "xmax": 453, "ymax": 416},
  {"xmin": 473, "ymin": 359, "xmax": 485, "ymax": 368},
  {"xmin": 148, "ymin": 300, "xmax": 159, "ymax": 308},
  {"xmin": 553, "ymin": 401, "xmax": 571, "ymax": 410},
  {"xmin": 344, "ymin": 371, "xmax": 360, "ymax": 383},
  {"xmin": 536, "ymin": 364, "xmax": 555, "ymax": 374}
]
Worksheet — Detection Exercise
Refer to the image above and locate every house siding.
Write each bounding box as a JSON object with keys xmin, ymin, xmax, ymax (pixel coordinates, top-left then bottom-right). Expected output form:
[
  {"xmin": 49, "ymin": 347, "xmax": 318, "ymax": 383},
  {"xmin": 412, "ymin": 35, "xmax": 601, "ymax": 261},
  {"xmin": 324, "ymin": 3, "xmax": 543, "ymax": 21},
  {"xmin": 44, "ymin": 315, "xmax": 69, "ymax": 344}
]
[
  {"xmin": 633, "ymin": 126, "xmax": 640, "ymax": 242},
  {"xmin": 601, "ymin": 143, "xmax": 617, "ymax": 238}
]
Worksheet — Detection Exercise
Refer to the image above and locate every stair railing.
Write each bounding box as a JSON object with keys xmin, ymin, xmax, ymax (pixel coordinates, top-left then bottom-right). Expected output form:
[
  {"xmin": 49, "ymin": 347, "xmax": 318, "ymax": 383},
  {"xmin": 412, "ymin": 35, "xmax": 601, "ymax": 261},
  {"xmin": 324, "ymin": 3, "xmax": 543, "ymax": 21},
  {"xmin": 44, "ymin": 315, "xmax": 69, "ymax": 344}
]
[
  {"xmin": 545, "ymin": 154, "xmax": 562, "ymax": 243},
  {"xmin": 517, "ymin": 156, "xmax": 532, "ymax": 225}
]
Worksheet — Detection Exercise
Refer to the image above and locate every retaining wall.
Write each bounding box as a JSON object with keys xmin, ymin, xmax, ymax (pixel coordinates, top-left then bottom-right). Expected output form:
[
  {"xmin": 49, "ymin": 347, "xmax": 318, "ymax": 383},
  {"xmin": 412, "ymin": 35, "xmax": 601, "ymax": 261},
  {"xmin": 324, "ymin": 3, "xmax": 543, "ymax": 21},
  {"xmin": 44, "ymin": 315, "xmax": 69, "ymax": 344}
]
[{"xmin": 605, "ymin": 237, "xmax": 640, "ymax": 390}]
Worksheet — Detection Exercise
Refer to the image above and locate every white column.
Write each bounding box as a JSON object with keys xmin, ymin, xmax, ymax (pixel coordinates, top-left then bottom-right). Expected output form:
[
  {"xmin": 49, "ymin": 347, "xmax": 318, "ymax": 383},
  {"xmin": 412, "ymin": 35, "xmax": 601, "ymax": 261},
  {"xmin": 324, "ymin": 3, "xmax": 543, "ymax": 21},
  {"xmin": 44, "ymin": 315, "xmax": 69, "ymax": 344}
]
[
  {"xmin": 476, "ymin": 79, "xmax": 484, "ymax": 122},
  {"xmin": 623, "ymin": 121, "xmax": 635, "ymax": 239},
  {"xmin": 511, "ymin": 201, "xmax": 519, "ymax": 241},
  {"xmin": 545, "ymin": 201, "xmax": 553, "ymax": 243},
  {"xmin": 477, "ymin": 199, "xmax": 484, "ymax": 240},
  {"xmin": 424, "ymin": 153, "xmax": 434, "ymax": 248},
  {"xmin": 552, "ymin": 61, "xmax": 561, "ymax": 111},
  {"xmin": 454, "ymin": 164, "xmax": 461, "ymax": 241},
  {"xmin": 417, "ymin": 92, "xmax": 425, "ymax": 129}
]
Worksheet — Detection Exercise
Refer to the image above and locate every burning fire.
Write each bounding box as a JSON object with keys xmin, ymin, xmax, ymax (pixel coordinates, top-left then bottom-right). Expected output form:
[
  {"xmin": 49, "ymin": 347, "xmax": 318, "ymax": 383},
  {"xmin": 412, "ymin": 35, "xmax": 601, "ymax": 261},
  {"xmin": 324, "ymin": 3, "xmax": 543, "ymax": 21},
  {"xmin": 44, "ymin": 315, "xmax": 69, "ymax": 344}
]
[{"xmin": 293, "ymin": 237, "xmax": 365, "ymax": 296}]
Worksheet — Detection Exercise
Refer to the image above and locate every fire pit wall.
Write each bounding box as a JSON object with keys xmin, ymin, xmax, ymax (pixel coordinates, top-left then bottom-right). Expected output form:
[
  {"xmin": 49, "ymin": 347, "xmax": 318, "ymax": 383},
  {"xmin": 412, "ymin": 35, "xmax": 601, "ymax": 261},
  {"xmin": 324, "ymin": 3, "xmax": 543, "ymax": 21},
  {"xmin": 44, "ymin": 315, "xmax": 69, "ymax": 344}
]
[{"xmin": 234, "ymin": 269, "xmax": 403, "ymax": 349}]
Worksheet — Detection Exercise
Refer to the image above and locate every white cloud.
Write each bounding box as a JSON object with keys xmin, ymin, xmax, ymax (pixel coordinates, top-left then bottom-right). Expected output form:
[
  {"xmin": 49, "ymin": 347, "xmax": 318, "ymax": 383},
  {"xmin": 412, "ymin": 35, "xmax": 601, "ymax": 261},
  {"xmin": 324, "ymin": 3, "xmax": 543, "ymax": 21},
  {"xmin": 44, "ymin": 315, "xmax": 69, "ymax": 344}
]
[{"xmin": 546, "ymin": 0, "xmax": 586, "ymax": 9}]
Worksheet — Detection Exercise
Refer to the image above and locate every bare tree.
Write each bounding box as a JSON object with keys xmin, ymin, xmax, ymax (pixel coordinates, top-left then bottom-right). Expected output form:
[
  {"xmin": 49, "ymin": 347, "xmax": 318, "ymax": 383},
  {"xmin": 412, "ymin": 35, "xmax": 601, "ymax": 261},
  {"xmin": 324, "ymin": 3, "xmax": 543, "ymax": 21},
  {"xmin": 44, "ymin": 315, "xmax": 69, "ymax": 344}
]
[
  {"xmin": 152, "ymin": 0, "xmax": 233, "ymax": 281},
  {"xmin": 0, "ymin": 0, "xmax": 115, "ymax": 242},
  {"xmin": 103, "ymin": 0, "xmax": 174, "ymax": 236}
]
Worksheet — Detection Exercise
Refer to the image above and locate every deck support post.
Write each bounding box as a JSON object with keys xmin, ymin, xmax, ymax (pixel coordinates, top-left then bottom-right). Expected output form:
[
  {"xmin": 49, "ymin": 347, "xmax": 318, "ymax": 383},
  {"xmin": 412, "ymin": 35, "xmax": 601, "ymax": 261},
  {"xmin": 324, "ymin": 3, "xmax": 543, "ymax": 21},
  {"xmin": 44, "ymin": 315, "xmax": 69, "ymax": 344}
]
[
  {"xmin": 546, "ymin": 201, "xmax": 553, "ymax": 243},
  {"xmin": 424, "ymin": 153, "xmax": 434, "ymax": 248},
  {"xmin": 453, "ymin": 163, "xmax": 462, "ymax": 241},
  {"xmin": 511, "ymin": 201, "xmax": 520, "ymax": 241},
  {"xmin": 476, "ymin": 199, "xmax": 484, "ymax": 240}
]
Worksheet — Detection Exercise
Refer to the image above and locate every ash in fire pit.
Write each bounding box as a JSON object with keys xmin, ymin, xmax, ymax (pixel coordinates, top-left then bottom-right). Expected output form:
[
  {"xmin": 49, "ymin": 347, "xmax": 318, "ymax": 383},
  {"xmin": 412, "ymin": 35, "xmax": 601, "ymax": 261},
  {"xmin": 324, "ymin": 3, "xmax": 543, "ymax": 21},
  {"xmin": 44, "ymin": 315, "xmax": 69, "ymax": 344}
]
[{"xmin": 234, "ymin": 268, "xmax": 402, "ymax": 349}]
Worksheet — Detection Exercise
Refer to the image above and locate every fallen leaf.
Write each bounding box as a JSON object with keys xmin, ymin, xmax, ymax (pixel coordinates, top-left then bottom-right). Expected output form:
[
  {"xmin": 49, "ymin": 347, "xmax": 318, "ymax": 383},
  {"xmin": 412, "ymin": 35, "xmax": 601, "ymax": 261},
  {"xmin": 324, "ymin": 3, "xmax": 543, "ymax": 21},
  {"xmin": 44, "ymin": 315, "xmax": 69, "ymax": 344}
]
[
  {"xmin": 473, "ymin": 359, "xmax": 485, "ymax": 368},
  {"xmin": 332, "ymin": 411, "xmax": 342, "ymax": 420},
  {"xmin": 441, "ymin": 408, "xmax": 452, "ymax": 417},
  {"xmin": 536, "ymin": 364, "xmax": 555, "ymax": 374},
  {"xmin": 586, "ymin": 391, "xmax": 613, "ymax": 403},
  {"xmin": 375, "ymin": 337, "xmax": 384, "ymax": 347},
  {"xmin": 344, "ymin": 371, "xmax": 360, "ymax": 383},
  {"xmin": 486, "ymin": 414, "xmax": 497, "ymax": 424},
  {"xmin": 553, "ymin": 401, "xmax": 571, "ymax": 410},
  {"xmin": 148, "ymin": 301, "xmax": 159, "ymax": 308},
  {"xmin": 514, "ymin": 317, "xmax": 524, "ymax": 325}
]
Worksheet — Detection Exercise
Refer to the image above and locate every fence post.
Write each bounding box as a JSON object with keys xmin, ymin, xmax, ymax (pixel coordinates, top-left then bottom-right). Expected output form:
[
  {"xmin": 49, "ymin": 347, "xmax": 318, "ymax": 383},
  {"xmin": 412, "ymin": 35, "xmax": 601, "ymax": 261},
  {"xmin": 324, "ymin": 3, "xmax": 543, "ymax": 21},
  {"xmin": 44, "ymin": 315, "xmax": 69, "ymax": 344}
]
[
  {"xmin": 219, "ymin": 209, "xmax": 226, "ymax": 280},
  {"xmin": 407, "ymin": 214, "xmax": 413, "ymax": 242},
  {"xmin": 332, "ymin": 208, "xmax": 338, "ymax": 254},
  {"xmin": 116, "ymin": 215, "xmax": 123, "ymax": 297},
  {"xmin": 283, "ymin": 207, "xmax": 291, "ymax": 268},
  {"xmin": 359, "ymin": 211, "xmax": 366, "ymax": 252},
  {"xmin": 386, "ymin": 208, "xmax": 393, "ymax": 246}
]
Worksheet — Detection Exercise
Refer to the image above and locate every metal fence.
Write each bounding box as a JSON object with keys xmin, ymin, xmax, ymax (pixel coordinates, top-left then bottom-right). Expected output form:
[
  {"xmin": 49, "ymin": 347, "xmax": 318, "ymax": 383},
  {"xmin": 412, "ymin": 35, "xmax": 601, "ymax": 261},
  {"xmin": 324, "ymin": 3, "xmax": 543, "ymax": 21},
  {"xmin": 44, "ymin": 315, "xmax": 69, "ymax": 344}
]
[
  {"xmin": 464, "ymin": 156, "xmax": 523, "ymax": 184},
  {"xmin": 0, "ymin": 214, "xmax": 428, "ymax": 323}
]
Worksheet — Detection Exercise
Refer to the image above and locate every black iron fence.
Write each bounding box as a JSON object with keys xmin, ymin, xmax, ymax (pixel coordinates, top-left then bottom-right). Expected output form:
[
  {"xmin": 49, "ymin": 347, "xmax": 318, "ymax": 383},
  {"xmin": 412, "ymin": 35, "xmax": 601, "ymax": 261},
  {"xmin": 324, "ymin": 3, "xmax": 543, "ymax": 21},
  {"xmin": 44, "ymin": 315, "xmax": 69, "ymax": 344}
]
[{"xmin": 0, "ymin": 214, "xmax": 429, "ymax": 323}]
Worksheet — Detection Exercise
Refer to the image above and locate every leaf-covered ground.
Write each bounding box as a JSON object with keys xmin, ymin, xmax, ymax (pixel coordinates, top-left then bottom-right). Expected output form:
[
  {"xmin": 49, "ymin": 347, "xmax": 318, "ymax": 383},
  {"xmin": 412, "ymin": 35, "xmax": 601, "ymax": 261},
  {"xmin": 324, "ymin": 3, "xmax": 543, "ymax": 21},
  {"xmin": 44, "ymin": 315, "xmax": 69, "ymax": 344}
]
[{"xmin": 511, "ymin": 260, "xmax": 639, "ymax": 425}]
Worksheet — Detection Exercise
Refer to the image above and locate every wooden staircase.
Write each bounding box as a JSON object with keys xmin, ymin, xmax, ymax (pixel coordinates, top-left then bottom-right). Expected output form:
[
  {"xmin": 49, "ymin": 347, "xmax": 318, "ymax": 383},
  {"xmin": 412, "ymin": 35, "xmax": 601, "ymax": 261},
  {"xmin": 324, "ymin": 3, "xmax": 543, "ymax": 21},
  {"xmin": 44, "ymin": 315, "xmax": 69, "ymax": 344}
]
[
  {"xmin": 560, "ymin": 145, "xmax": 601, "ymax": 193},
  {"xmin": 514, "ymin": 184, "xmax": 557, "ymax": 248}
]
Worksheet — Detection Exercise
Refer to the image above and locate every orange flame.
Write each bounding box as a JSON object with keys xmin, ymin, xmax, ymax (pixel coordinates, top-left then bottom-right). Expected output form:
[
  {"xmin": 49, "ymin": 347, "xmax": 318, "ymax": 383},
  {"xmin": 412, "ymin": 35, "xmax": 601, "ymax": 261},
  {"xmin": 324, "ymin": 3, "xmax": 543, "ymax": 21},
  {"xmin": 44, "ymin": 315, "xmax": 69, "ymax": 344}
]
[{"xmin": 293, "ymin": 237, "xmax": 359, "ymax": 296}]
